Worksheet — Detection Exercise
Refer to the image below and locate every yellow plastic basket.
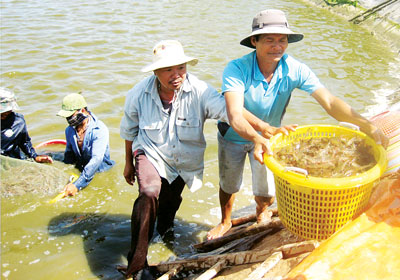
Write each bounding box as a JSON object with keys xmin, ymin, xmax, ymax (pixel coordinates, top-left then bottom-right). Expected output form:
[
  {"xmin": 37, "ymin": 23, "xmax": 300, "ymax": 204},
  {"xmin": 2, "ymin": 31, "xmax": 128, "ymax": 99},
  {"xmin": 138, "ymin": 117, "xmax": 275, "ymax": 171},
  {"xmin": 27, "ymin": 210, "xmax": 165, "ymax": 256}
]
[{"xmin": 264, "ymin": 124, "xmax": 387, "ymax": 240}]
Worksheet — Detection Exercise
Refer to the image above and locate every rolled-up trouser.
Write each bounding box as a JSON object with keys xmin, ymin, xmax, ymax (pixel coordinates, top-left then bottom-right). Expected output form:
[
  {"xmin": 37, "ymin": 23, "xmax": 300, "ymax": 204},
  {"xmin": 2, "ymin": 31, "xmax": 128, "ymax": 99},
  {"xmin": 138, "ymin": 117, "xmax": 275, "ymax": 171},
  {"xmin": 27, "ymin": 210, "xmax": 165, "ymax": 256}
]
[{"xmin": 126, "ymin": 149, "xmax": 185, "ymax": 276}]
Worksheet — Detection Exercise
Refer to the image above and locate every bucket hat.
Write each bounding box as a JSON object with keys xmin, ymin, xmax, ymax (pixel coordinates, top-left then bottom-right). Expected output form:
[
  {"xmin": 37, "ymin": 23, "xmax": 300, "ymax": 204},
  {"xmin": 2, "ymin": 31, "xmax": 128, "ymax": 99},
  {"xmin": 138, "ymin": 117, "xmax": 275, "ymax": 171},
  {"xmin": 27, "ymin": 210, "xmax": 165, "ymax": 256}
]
[
  {"xmin": 0, "ymin": 88, "xmax": 20, "ymax": 113},
  {"xmin": 57, "ymin": 93, "xmax": 87, "ymax": 118},
  {"xmin": 141, "ymin": 40, "xmax": 198, "ymax": 72},
  {"xmin": 240, "ymin": 9, "xmax": 304, "ymax": 48}
]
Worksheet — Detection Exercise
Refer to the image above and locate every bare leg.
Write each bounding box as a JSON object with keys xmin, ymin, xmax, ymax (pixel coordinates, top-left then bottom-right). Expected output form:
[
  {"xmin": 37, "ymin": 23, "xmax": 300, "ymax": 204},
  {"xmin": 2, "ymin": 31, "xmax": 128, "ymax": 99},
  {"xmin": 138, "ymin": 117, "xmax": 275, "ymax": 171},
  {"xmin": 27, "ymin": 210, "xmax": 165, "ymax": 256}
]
[
  {"xmin": 255, "ymin": 195, "xmax": 274, "ymax": 223},
  {"xmin": 207, "ymin": 187, "xmax": 235, "ymax": 240}
]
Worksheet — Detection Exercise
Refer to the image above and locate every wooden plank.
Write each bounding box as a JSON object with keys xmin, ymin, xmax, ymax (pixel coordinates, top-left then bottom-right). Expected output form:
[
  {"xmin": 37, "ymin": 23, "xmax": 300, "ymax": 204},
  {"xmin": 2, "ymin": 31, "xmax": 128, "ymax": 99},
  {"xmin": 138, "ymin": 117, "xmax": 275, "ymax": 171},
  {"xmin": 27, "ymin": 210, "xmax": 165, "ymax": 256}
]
[
  {"xmin": 273, "ymin": 240, "xmax": 319, "ymax": 258},
  {"xmin": 194, "ymin": 259, "xmax": 227, "ymax": 280},
  {"xmin": 244, "ymin": 251, "xmax": 283, "ymax": 280},
  {"xmin": 150, "ymin": 249, "xmax": 275, "ymax": 273},
  {"xmin": 152, "ymin": 238, "xmax": 319, "ymax": 277}
]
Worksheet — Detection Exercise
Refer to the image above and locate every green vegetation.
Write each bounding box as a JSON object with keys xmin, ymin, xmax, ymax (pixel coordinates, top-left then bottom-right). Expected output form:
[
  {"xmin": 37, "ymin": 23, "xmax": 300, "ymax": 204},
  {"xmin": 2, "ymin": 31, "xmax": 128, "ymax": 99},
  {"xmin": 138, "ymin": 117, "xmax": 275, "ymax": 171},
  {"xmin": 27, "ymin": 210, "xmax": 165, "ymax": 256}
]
[{"xmin": 324, "ymin": 0, "xmax": 358, "ymax": 7}]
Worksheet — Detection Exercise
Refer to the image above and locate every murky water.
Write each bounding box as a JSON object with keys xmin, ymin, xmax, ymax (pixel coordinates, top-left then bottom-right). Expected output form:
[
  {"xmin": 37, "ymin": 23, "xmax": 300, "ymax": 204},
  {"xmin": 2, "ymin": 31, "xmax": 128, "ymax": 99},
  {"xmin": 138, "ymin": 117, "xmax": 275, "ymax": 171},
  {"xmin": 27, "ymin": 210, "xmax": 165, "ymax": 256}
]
[{"xmin": 1, "ymin": 0, "xmax": 399, "ymax": 279}]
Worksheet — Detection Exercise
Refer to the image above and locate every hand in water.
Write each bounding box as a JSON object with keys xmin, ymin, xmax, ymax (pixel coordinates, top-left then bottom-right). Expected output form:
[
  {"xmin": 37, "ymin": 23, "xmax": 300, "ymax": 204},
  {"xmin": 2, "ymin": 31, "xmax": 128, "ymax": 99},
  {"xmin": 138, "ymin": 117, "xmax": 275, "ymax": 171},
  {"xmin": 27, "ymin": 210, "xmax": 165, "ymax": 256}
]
[
  {"xmin": 35, "ymin": 155, "xmax": 53, "ymax": 163},
  {"xmin": 64, "ymin": 183, "xmax": 78, "ymax": 196}
]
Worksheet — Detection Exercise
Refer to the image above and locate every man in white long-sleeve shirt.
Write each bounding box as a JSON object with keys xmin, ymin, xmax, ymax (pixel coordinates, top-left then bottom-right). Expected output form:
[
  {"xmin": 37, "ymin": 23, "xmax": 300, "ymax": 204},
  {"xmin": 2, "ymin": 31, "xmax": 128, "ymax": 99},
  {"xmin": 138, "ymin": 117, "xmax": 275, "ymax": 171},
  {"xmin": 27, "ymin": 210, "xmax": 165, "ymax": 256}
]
[{"xmin": 119, "ymin": 40, "xmax": 284, "ymax": 279}]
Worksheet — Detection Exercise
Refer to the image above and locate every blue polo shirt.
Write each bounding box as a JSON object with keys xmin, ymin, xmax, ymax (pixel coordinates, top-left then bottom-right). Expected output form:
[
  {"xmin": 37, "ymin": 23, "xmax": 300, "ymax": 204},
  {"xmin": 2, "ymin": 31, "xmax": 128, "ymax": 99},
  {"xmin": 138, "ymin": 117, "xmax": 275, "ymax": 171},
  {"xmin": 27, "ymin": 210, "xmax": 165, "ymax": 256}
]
[{"xmin": 221, "ymin": 51, "xmax": 324, "ymax": 144}]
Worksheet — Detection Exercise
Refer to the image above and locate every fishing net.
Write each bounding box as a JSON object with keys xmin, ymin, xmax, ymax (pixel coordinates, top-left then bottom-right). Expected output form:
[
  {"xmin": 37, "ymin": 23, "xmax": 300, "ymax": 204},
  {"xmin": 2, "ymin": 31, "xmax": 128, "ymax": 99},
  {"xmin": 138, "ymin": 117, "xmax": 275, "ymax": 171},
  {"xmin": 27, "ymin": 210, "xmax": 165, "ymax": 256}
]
[{"xmin": 1, "ymin": 155, "xmax": 70, "ymax": 197}]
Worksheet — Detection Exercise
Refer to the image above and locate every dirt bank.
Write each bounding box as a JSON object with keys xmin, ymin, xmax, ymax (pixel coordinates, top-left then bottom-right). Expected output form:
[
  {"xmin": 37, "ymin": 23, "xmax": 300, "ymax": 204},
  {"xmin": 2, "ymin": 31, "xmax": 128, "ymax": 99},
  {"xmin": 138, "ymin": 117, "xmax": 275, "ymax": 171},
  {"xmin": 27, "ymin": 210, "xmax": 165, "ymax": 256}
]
[{"xmin": 303, "ymin": 0, "xmax": 400, "ymax": 53}]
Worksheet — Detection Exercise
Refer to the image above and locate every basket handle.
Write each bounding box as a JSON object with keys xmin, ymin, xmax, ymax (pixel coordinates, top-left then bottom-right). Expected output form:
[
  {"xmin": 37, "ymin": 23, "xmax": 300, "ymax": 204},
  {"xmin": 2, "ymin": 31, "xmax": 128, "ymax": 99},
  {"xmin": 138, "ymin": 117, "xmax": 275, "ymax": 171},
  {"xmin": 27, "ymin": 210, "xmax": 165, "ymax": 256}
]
[
  {"xmin": 339, "ymin": 122, "xmax": 360, "ymax": 131},
  {"xmin": 284, "ymin": 167, "xmax": 308, "ymax": 176}
]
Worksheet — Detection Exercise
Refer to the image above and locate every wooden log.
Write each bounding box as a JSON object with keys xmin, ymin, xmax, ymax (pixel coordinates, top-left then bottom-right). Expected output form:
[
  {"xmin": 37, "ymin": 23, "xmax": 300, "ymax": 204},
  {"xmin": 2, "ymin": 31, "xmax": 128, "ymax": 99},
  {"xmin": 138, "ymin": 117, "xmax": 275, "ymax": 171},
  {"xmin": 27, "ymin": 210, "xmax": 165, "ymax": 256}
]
[
  {"xmin": 150, "ymin": 249, "xmax": 275, "ymax": 273},
  {"xmin": 156, "ymin": 264, "xmax": 184, "ymax": 280},
  {"xmin": 231, "ymin": 208, "xmax": 278, "ymax": 227},
  {"xmin": 194, "ymin": 259, "xmax": 227, "ymax": 280},
  {"xmin": 230, "ymin": 230, "xmax": 277, "ymax": 252},
  {"xmin": 231, "ymin": 214, "xmax": 256, "ymax": 227},
  {"xmin": 193, "ymin": 237, "xmax": 248, "ymax": 258},
  {"xmin": 192, "ymin": 230, "xmax": 274, "ymax": 259},
  {"xmin": 194, "ymin": 217, "xmax": 283, "ymax": 252},
  {"xmin": 244, "ymin": 251, "xmax": 283, "ymax": 280}
]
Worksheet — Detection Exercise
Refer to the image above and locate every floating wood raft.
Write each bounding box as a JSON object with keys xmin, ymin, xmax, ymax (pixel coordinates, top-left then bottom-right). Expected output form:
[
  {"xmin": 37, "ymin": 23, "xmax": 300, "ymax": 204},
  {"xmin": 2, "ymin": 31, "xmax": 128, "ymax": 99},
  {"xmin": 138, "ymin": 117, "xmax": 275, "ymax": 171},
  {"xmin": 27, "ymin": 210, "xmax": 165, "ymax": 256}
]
[{"xmin": 150, "ymin": 210, "xmax": 319, "ymax": 280}]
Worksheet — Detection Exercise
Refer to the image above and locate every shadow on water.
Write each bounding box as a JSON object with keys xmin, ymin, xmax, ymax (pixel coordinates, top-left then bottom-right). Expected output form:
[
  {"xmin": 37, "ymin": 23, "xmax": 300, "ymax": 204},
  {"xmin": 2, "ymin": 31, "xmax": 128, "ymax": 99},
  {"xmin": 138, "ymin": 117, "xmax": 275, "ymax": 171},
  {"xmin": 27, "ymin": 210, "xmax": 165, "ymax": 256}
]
[{"xmin": 47, "ymin": 212, "xmax": 212, "ymax": 279}]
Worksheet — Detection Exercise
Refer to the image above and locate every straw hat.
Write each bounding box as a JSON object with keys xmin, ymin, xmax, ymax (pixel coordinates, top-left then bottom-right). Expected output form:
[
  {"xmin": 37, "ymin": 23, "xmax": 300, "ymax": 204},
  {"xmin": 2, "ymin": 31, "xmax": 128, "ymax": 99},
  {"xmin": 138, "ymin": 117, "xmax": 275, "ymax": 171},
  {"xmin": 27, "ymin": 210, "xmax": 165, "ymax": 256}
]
[
  {"xmin": 141, "ymin": 40, "xmax": 198, "ymax": 72},
  {"xmin": 0, "ymin": 88, "xmax": 20, "ymax": 113},
  {"xmin": 240, "ymin": 9, "xmax": 304, "ymax": 48}
]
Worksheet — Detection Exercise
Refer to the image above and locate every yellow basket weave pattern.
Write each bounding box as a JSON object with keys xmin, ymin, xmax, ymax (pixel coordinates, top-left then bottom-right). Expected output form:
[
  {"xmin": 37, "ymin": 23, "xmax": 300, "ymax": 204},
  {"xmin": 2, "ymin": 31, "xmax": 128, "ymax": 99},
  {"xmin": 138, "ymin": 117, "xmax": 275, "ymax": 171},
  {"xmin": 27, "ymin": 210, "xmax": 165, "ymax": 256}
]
[{"xmin": 264, "ymin": 125, "xmax": 387, "ymax": 240}]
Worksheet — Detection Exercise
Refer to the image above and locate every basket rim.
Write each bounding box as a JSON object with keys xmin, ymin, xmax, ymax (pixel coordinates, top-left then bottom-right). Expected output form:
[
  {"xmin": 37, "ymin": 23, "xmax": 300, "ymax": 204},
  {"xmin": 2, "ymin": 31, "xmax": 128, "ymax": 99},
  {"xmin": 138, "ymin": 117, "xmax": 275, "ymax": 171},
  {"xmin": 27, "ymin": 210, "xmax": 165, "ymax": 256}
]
[{"xmin": 264, "ymin": 124, "xmax": 387, "ymax": 189}]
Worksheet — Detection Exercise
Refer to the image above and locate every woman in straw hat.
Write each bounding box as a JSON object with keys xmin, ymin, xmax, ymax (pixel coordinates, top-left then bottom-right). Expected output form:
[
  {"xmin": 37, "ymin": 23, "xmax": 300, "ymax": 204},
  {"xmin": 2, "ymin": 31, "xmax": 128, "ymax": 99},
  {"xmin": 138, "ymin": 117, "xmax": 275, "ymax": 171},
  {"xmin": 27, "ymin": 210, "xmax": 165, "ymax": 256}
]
[
  {"xmin": 119, "ymin": 40, "xmax": 286, "ymax": 279},
  {"xmin": 207, "ymin": 9, "xmax": 389, "ymax": 241},
  {"xmin": 1, "ymin": 87, "xmax": 53, "ymax": 163}
]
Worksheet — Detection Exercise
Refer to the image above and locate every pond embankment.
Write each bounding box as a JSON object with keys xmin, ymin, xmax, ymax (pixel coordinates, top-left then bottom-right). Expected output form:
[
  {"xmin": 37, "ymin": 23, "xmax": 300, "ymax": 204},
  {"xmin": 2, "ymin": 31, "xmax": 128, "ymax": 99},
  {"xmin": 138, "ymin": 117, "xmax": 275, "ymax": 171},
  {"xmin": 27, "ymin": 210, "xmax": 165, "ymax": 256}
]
[{"xmin": 304, "ymin": 0, "xmax": 400, "ymax": 53}]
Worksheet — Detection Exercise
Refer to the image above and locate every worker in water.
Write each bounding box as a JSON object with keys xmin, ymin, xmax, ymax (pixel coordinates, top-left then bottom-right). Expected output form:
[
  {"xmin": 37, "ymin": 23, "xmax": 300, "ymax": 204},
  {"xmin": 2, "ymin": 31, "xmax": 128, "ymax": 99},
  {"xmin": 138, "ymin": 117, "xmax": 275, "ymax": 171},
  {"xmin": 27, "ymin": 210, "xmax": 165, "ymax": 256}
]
[{"xmin": 1, "ymin": 87, "xmax": 53, "ymax": 163}]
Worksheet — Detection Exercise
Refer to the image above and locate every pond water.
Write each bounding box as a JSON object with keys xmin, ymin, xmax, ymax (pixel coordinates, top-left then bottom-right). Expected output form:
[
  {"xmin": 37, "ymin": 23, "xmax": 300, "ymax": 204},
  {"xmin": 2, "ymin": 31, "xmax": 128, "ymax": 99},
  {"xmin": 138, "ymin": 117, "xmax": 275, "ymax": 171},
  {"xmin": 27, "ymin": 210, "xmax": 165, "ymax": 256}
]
[{"xmin": 1, "ymin": 0, "xmax": 399, "ymax": 279}]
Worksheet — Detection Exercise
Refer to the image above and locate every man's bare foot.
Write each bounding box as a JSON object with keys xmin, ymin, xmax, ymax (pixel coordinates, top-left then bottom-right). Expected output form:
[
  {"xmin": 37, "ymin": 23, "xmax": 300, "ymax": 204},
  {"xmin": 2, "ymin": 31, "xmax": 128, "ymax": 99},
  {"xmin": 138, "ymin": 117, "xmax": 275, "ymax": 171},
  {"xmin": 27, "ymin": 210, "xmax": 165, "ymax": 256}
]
[
  {"xmin": 207, "ymin": 222, "xmax": 232, "ymax": 240},
  {"xmin": 256, "ymin": 209, "xmax": 273, "ymax": 224},
  {"xmin": 255, "ymin": 195, "xmax": 274, "ymax": 224}
]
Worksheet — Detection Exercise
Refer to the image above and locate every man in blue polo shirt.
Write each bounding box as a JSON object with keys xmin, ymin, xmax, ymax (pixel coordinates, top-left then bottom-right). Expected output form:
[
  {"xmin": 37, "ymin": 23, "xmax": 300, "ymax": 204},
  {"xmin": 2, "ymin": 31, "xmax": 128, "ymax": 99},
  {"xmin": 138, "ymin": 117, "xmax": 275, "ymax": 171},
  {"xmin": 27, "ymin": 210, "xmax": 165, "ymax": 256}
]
[{"xmin": 207, "ymin": 9, "xmax": 388, "ymax": 240}]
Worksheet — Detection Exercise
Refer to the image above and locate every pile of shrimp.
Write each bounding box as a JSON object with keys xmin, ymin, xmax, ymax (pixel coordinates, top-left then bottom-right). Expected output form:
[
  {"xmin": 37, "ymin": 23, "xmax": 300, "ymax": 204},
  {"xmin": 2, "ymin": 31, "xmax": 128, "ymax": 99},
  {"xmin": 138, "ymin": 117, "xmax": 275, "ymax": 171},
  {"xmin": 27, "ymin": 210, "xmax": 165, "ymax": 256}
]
[{"xmin": 274, "ymin": 136, "xmax": 377, "ymax": 178}]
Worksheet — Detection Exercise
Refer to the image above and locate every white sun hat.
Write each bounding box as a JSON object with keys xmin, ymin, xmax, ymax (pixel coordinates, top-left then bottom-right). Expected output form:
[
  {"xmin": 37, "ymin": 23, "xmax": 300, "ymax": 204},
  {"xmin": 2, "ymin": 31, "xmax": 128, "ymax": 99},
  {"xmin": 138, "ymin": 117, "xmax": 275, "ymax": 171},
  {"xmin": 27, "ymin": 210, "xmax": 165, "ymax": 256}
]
[
  {"xmin": 0, "ymin": 88, "xmax": 20, "ymax": 113},
  {"xmin": 141, "ymin": 40, "xmax": 198, "ymax": 72}
]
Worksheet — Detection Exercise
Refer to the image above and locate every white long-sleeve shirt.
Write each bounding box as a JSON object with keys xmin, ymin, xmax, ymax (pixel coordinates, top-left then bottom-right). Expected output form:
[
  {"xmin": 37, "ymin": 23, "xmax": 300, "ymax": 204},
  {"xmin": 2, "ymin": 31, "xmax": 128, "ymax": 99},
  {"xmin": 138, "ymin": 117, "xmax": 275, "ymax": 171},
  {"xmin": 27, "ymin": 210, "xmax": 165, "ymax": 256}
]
[{"xmin": 120, "ymin": 73, "xmax": 228, "ymax": 192}]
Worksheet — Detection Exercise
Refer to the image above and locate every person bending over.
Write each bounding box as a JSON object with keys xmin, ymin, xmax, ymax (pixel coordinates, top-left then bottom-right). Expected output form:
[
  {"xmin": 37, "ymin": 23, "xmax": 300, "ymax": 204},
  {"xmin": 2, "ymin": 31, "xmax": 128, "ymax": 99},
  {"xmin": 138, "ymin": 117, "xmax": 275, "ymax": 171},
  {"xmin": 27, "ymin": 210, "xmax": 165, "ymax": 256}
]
[
  {"xmin": 1, "ymin": 87, "xmax": 53, "ymax": 163},
  {"xmin": 57, "ymin": 93, "xmax": 115, "ymax": 196}
]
